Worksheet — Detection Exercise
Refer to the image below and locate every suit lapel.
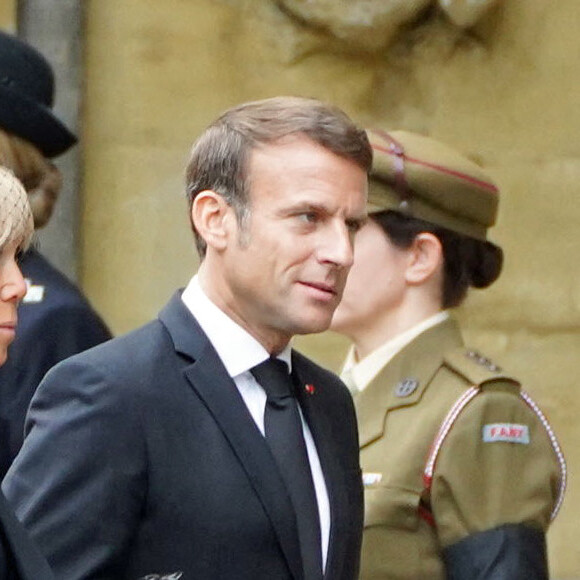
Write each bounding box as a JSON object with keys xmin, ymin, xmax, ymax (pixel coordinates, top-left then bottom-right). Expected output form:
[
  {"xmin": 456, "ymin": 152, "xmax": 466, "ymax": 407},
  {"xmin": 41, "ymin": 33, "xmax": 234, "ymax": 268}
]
[
  {"xmin": 292, "ymin": 356, "xmax": 349, "ymax": 580},
  {"xmin": 159, "ymin": 294, "xmax": 304, "ymax": 580},
  {"xmin": 356, "ymin": 318, "xmax": 464, "ymax": 448}
]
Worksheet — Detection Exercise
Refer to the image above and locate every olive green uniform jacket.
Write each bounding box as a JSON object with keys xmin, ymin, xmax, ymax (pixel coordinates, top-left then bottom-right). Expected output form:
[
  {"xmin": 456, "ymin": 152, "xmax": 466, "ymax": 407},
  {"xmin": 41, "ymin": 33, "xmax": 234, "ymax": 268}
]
[{"xmin": 356, "ymin": 318, "xmax": 565, "ymax": 579}]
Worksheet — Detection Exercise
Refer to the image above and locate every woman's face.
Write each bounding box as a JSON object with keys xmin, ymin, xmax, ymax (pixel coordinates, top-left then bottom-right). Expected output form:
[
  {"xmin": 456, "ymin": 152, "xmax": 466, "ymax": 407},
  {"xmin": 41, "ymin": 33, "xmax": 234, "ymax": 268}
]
[
  {"xmin": 0, "ymin": 239, "xmax": 27, "ymax": 366},
  {"xmin": 331, "ymin": 217, "xmax": 410, "ymax": 338},
  {"xmin": 0, "ymin": 166, "xmax": 34, "ymax": 367}
]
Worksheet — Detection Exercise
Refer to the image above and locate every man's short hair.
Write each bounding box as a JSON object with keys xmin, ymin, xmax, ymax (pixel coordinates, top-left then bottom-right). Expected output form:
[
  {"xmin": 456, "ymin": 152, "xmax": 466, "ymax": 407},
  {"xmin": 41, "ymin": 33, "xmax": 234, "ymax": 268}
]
[{"xmin": 185, "ymin": 96, "xmax": 372, "ymax": 256}]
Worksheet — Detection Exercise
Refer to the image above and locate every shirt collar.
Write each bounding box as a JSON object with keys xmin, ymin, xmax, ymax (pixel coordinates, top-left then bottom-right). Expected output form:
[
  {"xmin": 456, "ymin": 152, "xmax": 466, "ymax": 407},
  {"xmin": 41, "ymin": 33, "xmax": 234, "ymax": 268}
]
[
  {"xmin": 181, "ymin": 275, "xmax": 292, "ymax": 378},
  {"xmin": 341, "ymin": 311, "xmax": 450, "ymax": 393}
]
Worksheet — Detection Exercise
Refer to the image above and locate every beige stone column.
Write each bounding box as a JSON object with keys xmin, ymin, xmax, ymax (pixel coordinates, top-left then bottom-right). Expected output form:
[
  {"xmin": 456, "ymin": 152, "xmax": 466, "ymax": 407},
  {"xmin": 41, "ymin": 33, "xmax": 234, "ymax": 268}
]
[{"xmin": 17, "ymin": 0, "xmax": 84, "ymax": 281}]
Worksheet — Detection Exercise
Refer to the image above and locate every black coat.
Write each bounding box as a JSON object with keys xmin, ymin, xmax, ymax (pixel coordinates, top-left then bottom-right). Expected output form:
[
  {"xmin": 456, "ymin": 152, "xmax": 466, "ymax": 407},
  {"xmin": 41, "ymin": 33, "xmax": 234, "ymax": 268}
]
[
  {"xmin": 0, "ymin": 249, "xmax": 112, "ymax": 477},
  {"xmin": 3, "ymin": 292, "xmax": 363, "ymax": 579},
  {"xmin": 0, "ymin": 492, "xmax": 53, "ymax": 579}
]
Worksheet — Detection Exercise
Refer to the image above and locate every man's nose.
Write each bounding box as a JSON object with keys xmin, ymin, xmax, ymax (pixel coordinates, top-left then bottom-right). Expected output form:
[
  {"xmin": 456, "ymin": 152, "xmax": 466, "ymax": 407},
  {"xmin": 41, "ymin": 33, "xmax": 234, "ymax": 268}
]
[{"xmin": 317, "ymin": 223, "xmax": 354, "ymax": 268}]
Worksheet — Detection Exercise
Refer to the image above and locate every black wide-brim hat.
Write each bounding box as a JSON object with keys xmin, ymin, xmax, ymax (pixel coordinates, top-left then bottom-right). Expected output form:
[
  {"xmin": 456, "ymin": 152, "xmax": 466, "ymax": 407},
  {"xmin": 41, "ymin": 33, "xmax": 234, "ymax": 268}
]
[{"xmin": 0, "ymin": 31, "xmax": 77, "ymax": 158}]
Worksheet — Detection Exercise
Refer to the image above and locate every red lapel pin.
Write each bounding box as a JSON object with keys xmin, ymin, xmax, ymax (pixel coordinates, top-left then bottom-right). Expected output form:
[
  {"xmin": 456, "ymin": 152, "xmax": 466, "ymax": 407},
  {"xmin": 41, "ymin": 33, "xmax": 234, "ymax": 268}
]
[{"xmin": 305, "ymin": 384, "xmax": 315, "ymax": 395}]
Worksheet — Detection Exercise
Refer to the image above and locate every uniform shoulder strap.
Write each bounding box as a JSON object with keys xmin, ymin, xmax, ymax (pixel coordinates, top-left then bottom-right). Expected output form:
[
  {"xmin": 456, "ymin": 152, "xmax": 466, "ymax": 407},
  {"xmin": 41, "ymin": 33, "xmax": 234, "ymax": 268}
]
[{"xmin": 443, "ymin": 347, "xmax": 520, "ymax": 392}]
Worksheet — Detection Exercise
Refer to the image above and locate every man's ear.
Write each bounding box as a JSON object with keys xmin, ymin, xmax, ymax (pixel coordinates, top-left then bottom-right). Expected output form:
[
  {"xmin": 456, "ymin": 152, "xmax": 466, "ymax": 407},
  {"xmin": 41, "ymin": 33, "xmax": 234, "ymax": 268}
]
[
  {"xmin": 191, "ymin": 191, "xmax": 233, "ymax": 251},
  {"xmin": 405, "ymin": 232, "xmax": 444, "ymax": 285}
]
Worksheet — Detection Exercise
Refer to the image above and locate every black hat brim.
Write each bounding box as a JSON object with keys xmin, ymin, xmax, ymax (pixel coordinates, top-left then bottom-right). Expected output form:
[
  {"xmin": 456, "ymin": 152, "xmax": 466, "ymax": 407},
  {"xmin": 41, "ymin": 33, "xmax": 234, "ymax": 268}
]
[{"xmin": 0, "ymin": 85, "xmax": 77, "ymax": 158}]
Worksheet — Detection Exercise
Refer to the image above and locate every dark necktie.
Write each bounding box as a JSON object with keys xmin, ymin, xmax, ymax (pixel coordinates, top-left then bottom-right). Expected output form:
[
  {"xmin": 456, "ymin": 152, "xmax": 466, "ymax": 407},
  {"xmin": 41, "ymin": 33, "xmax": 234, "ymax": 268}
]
[{"xmin": 251, "ymin": 358, "xmax": 323, "ymax": 580}]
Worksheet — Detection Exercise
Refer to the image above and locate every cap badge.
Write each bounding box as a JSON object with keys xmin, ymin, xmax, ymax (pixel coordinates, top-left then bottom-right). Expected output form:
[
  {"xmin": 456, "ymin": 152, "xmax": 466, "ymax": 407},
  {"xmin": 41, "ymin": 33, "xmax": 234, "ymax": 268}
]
[{"xmin": 394, "ymin": 378, "xmax": 419, "ymax": 397}]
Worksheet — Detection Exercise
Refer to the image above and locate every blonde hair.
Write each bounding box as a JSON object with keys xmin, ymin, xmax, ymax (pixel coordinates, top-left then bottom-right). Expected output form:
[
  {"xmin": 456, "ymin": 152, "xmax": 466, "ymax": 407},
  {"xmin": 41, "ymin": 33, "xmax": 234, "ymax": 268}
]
[
  {"xmin": 0, "ymin": 128, "xmax": 62, "ymax": 229},
  {"xmin": 0, "ymin": 166, "xmax": 34, "ymax": 253}
]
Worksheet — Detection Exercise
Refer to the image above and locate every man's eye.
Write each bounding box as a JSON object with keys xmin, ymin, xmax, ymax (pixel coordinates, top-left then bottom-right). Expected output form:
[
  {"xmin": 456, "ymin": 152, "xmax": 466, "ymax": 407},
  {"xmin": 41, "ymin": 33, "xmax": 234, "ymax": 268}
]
[{"xmin": 298, "ymin": 212, "xmax": 317, "ymax": 223}]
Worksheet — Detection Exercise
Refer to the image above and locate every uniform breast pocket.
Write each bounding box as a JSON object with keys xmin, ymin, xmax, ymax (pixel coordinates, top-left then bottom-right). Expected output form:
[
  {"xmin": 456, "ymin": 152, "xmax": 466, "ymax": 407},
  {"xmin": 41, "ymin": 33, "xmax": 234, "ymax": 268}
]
[{"xmin": 364, "ymin": 484, "xmax": 420, "ymax": 530}]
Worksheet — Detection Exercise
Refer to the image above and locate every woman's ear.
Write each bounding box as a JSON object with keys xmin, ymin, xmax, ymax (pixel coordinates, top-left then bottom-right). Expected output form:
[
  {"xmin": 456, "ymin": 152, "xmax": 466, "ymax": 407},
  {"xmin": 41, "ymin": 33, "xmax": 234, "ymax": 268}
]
[
  {"xmin": 405, "ymin": 232, "xmax": 444, "ymax": 285},
  {"xmin": 191, "ymin": 191, "xmax": 233, "ymax": 252}
]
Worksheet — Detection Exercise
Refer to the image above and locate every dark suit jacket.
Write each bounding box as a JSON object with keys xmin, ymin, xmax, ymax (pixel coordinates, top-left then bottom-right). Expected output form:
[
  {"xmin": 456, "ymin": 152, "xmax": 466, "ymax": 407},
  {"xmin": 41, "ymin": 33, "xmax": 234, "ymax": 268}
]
[
  {"xmin": 0, "ymin": 249, "xmax": 112, "ymax": 478},
  {"xmin": 3, "ymin": 292, "xmax": 363, "ymax": 580},
  {"xmin": 0, "ymin": 492, "xmax": 53, "ymax": 579}
]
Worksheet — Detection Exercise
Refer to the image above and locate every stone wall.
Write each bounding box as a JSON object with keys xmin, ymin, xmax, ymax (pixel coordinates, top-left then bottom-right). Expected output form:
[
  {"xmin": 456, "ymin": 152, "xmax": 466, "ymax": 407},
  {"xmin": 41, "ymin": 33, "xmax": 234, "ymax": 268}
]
[
  {"xmin": 82, "ymin": 0, "xmax": 579, "ymax": 575},
  {"xmin": 0, "ymin": 1, "xmax": 15, "ymax": 31}
]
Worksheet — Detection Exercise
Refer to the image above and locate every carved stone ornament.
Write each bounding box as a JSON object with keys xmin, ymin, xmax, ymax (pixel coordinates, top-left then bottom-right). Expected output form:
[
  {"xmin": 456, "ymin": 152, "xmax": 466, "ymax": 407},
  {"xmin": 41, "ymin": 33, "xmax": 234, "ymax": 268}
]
[
  {"xmin": 275, "ymin": 0, "xmax": 501, "ymax": 51},
  {"xmin": 438, "ymin": 0, "xmax": 501, "ymax": 28}
]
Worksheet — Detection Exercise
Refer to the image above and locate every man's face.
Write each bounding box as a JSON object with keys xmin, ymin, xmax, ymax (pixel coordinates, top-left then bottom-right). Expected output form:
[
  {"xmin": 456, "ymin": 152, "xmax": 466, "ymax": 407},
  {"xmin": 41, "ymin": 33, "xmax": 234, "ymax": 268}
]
[
  {"xmin": 216, "ymin": 135, "xmax": 368, "ymax": 351},
  {"xmin": 331, "ymin": 217, "xmax": 409, "ymax": 340}
]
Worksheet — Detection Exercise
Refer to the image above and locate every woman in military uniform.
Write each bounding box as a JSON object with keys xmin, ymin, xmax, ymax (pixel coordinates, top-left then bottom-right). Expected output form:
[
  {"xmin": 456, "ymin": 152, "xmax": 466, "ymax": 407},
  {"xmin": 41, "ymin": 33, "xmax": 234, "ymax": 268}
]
[{"xmin": 331, "ymin": 129, "xmax": 566, "ymax": 579}]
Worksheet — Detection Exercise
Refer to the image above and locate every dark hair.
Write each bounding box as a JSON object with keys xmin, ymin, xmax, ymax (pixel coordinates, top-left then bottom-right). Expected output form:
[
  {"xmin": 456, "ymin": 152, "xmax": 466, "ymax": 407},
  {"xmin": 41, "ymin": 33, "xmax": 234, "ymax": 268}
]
[
  {"xmin": 371, "ymin": 210, "xmax": 503, "ymax": 309},
  {"xmin": 185, "ymin": 96, "xmax": 372, "ymax": 256}
]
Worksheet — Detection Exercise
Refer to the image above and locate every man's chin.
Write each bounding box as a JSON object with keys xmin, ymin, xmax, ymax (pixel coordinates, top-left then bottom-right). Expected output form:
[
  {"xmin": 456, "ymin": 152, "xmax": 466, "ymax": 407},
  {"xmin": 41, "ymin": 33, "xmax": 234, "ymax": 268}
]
[{"xmin": 293, "ymin": 312, "xmax": 335, "ymax": 336}]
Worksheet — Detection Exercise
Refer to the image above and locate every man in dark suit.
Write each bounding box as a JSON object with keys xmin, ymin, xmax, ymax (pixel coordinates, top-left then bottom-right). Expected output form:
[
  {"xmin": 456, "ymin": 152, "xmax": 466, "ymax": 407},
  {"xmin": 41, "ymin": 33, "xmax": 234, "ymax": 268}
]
[
  {"xmin": 0, "ymin": 494, "xmax": 53, "ymax": 579},
  {"xmin": 3, "ymin": 96, "xmax": 371, "ymax": 579}
]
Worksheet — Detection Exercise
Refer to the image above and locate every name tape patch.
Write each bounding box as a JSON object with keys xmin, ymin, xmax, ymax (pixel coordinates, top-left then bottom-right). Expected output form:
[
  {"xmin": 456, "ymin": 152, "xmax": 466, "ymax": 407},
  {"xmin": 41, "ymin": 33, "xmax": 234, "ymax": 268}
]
[{"xmin": 483, "ymin": 423, "xmax": 530, "ymax": 444}]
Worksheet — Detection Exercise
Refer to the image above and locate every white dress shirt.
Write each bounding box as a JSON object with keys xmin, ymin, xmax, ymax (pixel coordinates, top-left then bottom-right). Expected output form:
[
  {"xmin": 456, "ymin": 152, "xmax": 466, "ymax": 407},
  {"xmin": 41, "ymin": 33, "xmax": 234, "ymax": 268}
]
[
  {"xmin": 341, "ymin": 311, "xmax": 450, "ymax": 394},
  {"xmin": 181, "ymin": 275, "xmax": 331, "ymax": 569}
]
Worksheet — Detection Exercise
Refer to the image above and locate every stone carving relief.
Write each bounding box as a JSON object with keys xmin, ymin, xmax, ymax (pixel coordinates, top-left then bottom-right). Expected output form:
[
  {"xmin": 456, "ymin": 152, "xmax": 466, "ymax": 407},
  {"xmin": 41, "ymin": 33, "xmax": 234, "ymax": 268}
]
[
  {"xmin": 439, "ymin": 0, "xmax": 502, "ymax": 27},
  {"xmin": 274, "ymin": 0, "xmax": 502, "ymax": 52}
]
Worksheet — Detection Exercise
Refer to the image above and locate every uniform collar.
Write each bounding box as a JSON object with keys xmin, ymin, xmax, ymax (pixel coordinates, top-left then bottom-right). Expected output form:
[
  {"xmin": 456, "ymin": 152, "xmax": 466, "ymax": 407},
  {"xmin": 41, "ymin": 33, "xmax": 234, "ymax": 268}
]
[
  {"xmin": 341, "ymin": 311, "xmax": 450, "ymax": 393},
  {"xmin": 354, "ymin": 316, "xmax": 463, "ymax": 448}
]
